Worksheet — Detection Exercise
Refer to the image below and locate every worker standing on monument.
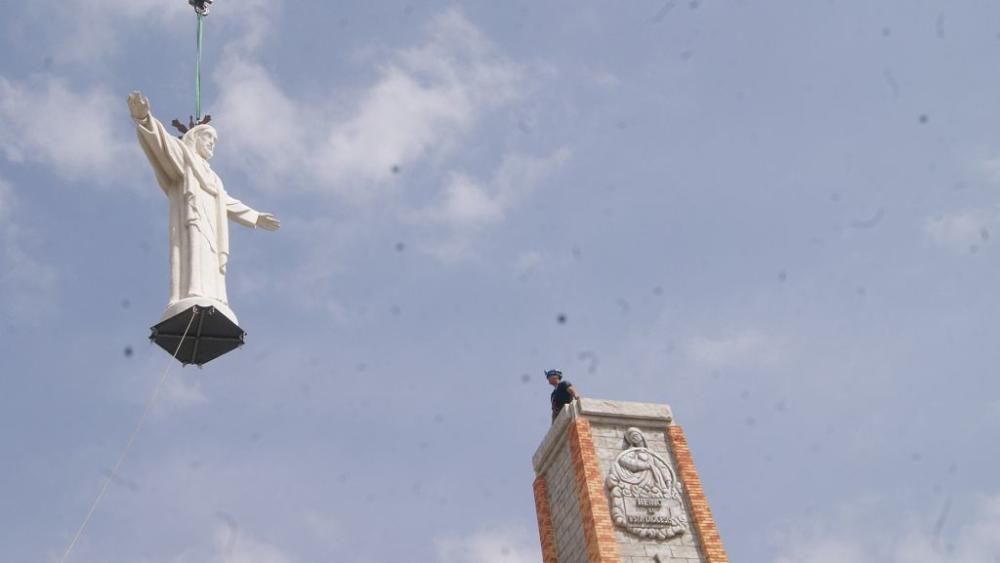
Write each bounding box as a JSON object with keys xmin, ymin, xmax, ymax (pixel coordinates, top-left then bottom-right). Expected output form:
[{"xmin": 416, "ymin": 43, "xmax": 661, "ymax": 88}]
[{"xmin": 547, "ymin": 369, "xmax": 580, "ymax": 422}]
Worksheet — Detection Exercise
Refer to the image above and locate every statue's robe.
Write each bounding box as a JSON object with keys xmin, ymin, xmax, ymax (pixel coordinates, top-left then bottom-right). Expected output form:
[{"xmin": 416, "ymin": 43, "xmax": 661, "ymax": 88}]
[{"xmin": 133, "ymin": 113, "xmax": 259, "ymax": 322}]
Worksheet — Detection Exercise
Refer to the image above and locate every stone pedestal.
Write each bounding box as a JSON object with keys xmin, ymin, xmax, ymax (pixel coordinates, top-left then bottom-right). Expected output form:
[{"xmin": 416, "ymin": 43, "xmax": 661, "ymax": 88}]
[{"xmin": 531, "ymin": 399, "xmax": 728, "ymax": 563}]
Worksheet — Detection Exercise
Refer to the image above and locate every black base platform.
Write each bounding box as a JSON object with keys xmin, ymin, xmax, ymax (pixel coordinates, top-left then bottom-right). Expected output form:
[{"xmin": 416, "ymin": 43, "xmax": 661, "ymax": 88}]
[{"xmin": 149, "ymin": 305, "xmax": 245, "ymax": 366}]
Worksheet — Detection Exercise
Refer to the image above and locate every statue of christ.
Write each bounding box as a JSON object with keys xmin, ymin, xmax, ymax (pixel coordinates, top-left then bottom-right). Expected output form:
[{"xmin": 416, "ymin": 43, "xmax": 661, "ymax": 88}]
[{"xmin": 128, "ymin": 90, "xmax": 279, "ymax": 324}]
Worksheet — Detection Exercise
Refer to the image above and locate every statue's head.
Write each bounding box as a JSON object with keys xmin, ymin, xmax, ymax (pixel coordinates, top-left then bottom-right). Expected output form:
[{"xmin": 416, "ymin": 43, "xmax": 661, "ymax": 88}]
[
  {"xmin": 182, "ymin": 124, "xmax": 218, "ymax": 160},
  {"xmin": 624, "ymin": 427, "xmax": 647, "ymax": 448}
]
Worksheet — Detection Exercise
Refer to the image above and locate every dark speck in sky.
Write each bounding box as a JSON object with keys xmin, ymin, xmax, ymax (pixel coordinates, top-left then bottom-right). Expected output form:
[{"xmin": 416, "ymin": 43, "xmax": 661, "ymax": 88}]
[
  {"xmin": 980, "ymin": 228, "xmax": 990, "ymax": 241},
  {"xmin": 653, "ymin": 286, "xmax": 664, "ymax": 296},
  {"xmin": 651, "ymin": 0, "xmax": 677, "ymax": 23},
  {"xmin": 850, "ymin": 207, "xmax": 886, "ymax": 229},
  {"xmin": 395, "ymin": 242, "xmax": 405, "ymax": 252},
  {"xmin": 616, "ymin": 299, "xmax": 630, "ymax": 314},
  {"xmin": 883, "ymin": 68, "xmax": 900, "ymax": 98},
  {"xmin": 103, "ymin": 468, "xmax": 140, "ymax": 492},
  {"xmin": 556, "ymin": 313, "xmax": 567, "ymax": 324},
  {"xmin": 919, "ymin": 114, "xmax": 929, "ymax": 124},
  {"xmin": 121, "ymin": 299, "xmax": 130, "ymax": 309},
  {"xmin": 932, "ymin": 497, "xmax": 952, "ymax": 540},
  {"xmin": 520, "ymin": 373, "xmax": 531, "ymax": 384},
  {"xmin": 123, "ymin": 346, "xmax": 133, "ymax": 358},
  {"xmin": 882, "ymin": 26, "xmax": 891, "ymax": 37},
  {"xmin": 391, "ymin": 165, "xmax": 400, "ymax": 174},
  {"xmin": 577, "ymin": 351, "xmax": 599, "ymax": 373},
  {"xmin": 777, "ymin": 271, "xmax": 787, "ymax": 282}
]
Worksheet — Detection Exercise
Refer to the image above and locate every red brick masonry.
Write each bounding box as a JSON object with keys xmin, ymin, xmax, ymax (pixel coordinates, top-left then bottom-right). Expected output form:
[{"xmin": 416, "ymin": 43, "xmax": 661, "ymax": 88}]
[
  {"xmin": 568, "ymin": 418, "xmax": 622, "ymax": 563},
  {"xmin": 666, "ymin": 425, "xmax": 729, "ymax": 563},
  {"xmin": 533, "ymin": 476, "xmax": 559, "ymax": 563}
]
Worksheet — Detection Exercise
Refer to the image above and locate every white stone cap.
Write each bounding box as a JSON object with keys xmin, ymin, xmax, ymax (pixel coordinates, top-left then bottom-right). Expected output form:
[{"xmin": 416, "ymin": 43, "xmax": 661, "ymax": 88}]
[
  {"xmin": 532, "ymin": 398, "xmax": 674, "ymax": 474},
  {"xmin": 576, "ymin": 398, "xmax": 673, "ymax": 424}
]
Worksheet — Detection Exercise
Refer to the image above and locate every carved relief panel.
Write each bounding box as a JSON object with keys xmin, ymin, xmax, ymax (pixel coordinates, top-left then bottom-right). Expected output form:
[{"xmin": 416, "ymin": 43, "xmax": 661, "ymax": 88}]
[{"xmin": 605, "ymin": 427, "xmax": 689, "ymax": 540}]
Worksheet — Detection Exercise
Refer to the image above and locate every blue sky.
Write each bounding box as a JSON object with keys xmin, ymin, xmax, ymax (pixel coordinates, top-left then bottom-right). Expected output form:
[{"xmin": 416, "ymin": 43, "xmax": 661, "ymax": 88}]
[{"xmin": 3, "ymin": 1, "xmax": 1000, "ymax": 562}]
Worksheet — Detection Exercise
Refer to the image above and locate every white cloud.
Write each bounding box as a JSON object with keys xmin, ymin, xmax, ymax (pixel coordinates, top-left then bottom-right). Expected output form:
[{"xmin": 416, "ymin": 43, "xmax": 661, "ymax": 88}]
[
  {"xmin": 436, "ymin": 528, "xmax": 541, "ymax": 563},
  {"xmin": 775, "ymin": 539, "xmax": 869, "ymax": 563},
  {"xmin": 212, "ymin": 7, "xmax": 527, "ymax": 201},
  {"xmin": 213, "ymin": 57, "xmax": 305, "ymax": 183},
  {"xmin": 303, "ymin": 511, "xmax": 347, "ymax": 548},
  {"xmin": 419, "ymin": 173, "xmax": 506, "ymax": 226},
  {"xmin": 588, "ymin": 68, "xmax": 623, "ymax": 88},
  {"xmin": 924, "ymin": 209, "xmax": 995, "ymax": 253},
  {"xmin": 26, "ymin": 0, "xmax": 188, "ymax": 64},
  {"xmin": 411, "ymin": 147, "xmax": 571, "ymax": 261},
  {"xmin": 0, "ymin": 177, "xmax": 57, "ymax": 321},
  {"xmin": 156, "ymin": 375, "xmax": 209, "ymax": 413},
  {"xmin": 0, "ymin": 179, "xmax": 11, "ymax": 214},
  {"xmin": 683, "ymin": 329, "xmax": 789, "ymax": 370},
  {"xmin": 774, "ymin": 494, "xmax": 1000, "ymax": 563},
  {"xmin": 314, "ymin": 9, "xmax": 524, "ymax": 191},
  {"xmin": 171, "ymin": 526, "xmax": 297, "ymax": 563},
  {"xmin": 213, "ymin": 528, "xmax": 296, "ymax": 563},
  {"xmin": 514, "ymin": 250, "xmax": 545, "ymax": 275},
  {"xmin": 0, "ymin": 75, "xmax": 135, "ymax": 183}
]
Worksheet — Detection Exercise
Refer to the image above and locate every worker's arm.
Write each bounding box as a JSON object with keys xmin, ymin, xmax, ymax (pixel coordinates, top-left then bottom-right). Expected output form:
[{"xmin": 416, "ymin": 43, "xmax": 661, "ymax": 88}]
[{"xmin": 568, "ymin": 385, "xmax": 581, "ymax": 401}]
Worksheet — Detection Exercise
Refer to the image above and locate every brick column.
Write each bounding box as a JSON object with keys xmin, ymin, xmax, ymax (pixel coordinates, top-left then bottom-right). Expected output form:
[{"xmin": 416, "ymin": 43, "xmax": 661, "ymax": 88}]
[
  {"xmin": 568, "ymin": 418, "xmax": 621, "ymax": 563},
  {"xmin": 533, "ymin": 476, "xmax": 559, "ymax": 563},
  {"xmin": 666, "ymin": 426, "xmax": 728, "ymax": 563},
  {"xmin": 532, "ymin": 399, "xmax": 725, "ymax": 563}
]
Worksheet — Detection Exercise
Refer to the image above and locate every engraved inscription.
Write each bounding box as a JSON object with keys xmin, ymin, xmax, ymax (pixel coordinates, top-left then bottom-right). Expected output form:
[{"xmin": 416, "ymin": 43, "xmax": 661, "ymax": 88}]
[{"xmin": 605, "ymin": 427, "xmax": 688, "ymax": 540}]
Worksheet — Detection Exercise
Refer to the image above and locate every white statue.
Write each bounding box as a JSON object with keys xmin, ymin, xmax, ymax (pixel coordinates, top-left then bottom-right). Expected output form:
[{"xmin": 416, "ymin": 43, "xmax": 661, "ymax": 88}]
[{"xmin": 128, "ymin": 91, "xmax": 279, "ymax": 324}]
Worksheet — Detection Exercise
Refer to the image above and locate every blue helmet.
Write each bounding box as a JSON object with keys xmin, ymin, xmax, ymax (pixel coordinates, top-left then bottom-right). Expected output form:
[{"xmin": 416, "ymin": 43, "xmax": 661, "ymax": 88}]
[{"xmin": 544, "ymin": 369, "xmax": 563, "ymax": 379}]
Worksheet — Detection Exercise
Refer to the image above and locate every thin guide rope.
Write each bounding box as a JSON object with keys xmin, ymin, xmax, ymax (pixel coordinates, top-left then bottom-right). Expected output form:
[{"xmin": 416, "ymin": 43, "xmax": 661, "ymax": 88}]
[{"xmin": 58, "ymin": 310, "xmax": 199, "ymax": 563}]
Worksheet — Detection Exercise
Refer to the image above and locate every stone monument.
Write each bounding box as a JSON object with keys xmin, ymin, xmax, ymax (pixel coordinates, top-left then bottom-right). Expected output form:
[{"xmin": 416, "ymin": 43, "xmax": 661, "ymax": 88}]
[{"xmin": 532, "ymin": 398, "xmax": 729, "ymax": 563}]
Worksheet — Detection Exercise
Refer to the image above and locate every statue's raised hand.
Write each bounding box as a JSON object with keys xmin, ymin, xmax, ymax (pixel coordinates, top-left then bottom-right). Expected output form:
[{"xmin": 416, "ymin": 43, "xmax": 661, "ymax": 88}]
[
  {"xmin": 128, "ymin": 91, "xmax": 150, "ymax": 121},
  {"xmin": 255, "ymin": 213, "xmax": 281, "ymax": 231}
]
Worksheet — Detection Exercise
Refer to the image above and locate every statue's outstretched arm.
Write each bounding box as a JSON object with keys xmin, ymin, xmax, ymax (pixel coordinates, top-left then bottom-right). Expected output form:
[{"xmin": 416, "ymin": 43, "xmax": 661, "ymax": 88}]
[
  {"xmin": 227, "ymin": 196, "xmax": 280, "ymax": 231},
  {"xmin": 128, "ymin": 91, "xmax": 185, "ymax": 183}
]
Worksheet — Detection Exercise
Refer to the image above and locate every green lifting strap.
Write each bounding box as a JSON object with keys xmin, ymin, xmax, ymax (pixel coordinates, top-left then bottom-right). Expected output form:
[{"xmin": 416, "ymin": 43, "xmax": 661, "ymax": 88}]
[{"xmin": 195, "ymin": 13, "xmax": 204, "ymax": 120}]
